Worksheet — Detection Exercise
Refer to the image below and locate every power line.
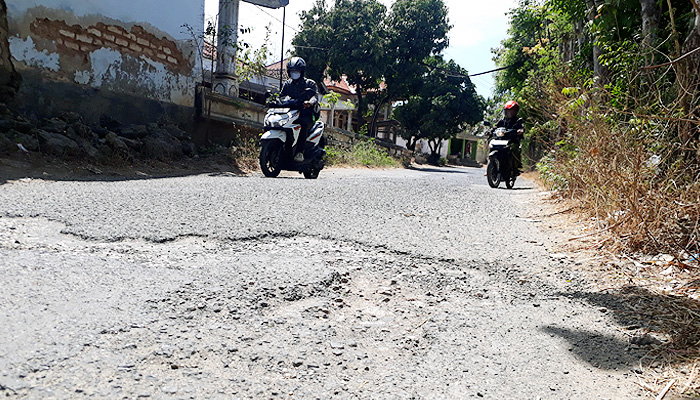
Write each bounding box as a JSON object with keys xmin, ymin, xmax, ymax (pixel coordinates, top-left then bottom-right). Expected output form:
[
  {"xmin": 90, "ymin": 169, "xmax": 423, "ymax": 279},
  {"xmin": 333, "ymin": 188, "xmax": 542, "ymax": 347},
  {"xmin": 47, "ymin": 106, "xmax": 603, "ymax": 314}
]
[
  {"xmin": 469, "ymin": 65, "xmax": 511, "ymax": 77},
  {"xmin": 293, "ymin": 44, "xmax": 329, "ymax": 51},
  {"xmin": 252, "ymin": 4, "xmax": 299, "ymax": 33},
  {"xmin": 419, "ymin": 61, "xmax": 516, "ymax": 79}
]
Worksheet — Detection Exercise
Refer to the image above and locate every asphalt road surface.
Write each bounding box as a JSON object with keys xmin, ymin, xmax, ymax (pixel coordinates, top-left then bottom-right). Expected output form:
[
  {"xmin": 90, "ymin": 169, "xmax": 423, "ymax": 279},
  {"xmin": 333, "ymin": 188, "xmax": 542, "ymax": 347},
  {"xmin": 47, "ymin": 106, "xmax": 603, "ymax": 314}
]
[{"xmin": 0, "ymin": 166, "xmax": 645, "ymax": 399}]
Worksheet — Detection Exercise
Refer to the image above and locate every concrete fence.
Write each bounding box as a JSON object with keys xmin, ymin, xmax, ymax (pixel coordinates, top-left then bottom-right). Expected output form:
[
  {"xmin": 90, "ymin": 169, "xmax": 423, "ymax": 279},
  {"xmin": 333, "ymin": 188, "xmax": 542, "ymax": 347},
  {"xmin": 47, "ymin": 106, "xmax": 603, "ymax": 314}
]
[{"xmin": 197, "ymin": 90, "xmax": 413, "ymax": 159}]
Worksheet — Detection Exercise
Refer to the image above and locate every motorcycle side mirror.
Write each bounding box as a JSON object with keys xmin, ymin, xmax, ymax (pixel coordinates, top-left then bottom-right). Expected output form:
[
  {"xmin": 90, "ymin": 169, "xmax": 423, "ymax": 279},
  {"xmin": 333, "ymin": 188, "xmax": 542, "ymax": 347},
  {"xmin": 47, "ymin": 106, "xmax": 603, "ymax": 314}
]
[{"xmin": 483, "ymin": 121, "xmax": 492, "ymax": 127}]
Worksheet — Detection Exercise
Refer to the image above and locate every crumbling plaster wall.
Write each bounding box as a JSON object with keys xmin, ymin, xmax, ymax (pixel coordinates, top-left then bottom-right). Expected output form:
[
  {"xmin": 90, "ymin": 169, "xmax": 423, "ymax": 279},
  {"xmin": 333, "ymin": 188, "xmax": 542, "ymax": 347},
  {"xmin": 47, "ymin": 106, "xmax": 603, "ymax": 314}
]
[{"xmin": 6, "ymin": 0, "xmax": 202, "ymax": 110}]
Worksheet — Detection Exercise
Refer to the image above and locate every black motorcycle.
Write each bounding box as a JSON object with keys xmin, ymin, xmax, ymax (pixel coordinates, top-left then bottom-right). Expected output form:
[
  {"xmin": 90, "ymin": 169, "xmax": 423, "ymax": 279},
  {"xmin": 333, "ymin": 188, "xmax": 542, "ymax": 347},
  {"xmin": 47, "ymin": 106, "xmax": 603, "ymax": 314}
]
[{"xmin": 484, "ymin": 122, "xmax": 519, "ymax": 189}]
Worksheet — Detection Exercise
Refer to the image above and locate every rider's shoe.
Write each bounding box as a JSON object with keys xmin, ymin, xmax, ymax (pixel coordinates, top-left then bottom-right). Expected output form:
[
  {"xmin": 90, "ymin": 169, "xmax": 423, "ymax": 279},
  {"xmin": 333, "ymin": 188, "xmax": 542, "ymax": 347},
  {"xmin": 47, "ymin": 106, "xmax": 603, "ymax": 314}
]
[{"xmin": 294, "ymin": 152, "xmax": 304, "ymax": 162}]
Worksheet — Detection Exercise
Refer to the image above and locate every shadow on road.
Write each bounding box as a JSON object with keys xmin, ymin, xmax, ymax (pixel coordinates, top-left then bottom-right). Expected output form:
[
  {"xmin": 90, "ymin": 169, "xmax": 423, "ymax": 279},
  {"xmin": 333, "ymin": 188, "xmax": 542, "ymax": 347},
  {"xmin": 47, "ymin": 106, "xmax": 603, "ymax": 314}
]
[
  {"xmin": 0, "ymin": 154, "xmax": 246, "ymax": 185},
  {"xmin": 492, "ymin": 185, "xmax": 536, "ymax": 191},
  {"xmin": 541, "ymin": 326, "xmax": 637, "ymax": 370},
  {"xmin": 408, "ymin": 165, "xmax": 480, "ymax": 174},
  {"xmin": 554, "ymin": 286, "xmax": 700, "ymax": 369}
]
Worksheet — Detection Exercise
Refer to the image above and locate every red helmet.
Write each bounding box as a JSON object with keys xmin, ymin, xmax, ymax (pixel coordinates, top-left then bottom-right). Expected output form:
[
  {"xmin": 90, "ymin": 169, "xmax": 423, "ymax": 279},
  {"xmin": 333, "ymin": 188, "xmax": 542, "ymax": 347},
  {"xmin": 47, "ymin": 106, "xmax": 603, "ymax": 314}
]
[{"xmin": 504, "ymin": 100, "xmax": 519, "ymax": 111}]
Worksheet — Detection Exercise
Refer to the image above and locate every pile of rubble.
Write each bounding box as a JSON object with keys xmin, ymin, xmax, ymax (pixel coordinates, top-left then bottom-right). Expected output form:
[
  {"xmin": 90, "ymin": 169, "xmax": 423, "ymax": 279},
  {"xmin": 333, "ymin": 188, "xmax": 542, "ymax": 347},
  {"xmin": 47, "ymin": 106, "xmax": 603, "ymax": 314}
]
[{"xmin": 0, "ymin": 103, "xmax": 198, "ymax": 163}]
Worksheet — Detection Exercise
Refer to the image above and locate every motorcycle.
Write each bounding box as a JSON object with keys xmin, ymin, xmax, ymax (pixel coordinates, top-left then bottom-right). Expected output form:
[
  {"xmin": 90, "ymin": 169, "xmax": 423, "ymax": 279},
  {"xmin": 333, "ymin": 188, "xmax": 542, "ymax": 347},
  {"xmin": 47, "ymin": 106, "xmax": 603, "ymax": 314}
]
[
  {"xmin": 259, "ymin": 91, "xmax": 326, "ymax": 179},
  {"xmin": 483, "ymin": 121, "xmax": 520, "ymax": 189}
]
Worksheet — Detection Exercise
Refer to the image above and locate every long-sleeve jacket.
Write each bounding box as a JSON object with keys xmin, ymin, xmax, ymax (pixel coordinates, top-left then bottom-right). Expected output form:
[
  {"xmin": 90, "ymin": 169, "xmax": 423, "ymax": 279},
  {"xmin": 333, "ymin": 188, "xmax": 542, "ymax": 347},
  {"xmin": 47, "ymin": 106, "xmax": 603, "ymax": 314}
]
[
  {"xmin": 280, "ymin": 77, "xmax": 318, "ymax": 118},
  {"xmin": 496, "ymin": 117, "xmax": 524, "ymax": 141}
]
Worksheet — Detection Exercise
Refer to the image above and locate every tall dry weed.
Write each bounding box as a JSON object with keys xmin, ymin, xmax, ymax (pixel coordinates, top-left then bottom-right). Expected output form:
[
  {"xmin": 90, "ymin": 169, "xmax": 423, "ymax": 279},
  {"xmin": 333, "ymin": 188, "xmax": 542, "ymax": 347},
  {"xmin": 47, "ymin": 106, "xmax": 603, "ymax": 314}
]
[{"xmin": 540, "ymin": 85, "xmax": 699, "ymax": 264}]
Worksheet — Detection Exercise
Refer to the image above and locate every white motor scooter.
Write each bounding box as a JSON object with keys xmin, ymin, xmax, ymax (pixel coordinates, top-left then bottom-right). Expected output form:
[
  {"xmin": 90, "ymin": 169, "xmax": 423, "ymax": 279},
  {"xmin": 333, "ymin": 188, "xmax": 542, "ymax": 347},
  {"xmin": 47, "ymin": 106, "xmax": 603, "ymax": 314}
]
[{"xmin": 259, "ymin": 93, "xmax": 326, "ymax": 179}]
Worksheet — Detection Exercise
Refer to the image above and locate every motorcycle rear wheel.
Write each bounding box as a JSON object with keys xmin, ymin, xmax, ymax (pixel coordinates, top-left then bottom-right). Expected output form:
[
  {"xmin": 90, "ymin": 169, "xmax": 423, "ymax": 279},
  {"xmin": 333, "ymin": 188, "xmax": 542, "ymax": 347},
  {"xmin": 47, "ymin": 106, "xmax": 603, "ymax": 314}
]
[
  {"xmin": 260, "ymin": 140, "xmax": 283, "ymax": 177},
  {"xmin": 303, "ymin": 168, "xmax": 320, "ymax": 179},
  {"xmin": 487, "ymin": 160, "xmax": 500, "ymax": 188},
  {"xmin": 505, "ymin": 175, "xmax": 516, "ymax": 189}
]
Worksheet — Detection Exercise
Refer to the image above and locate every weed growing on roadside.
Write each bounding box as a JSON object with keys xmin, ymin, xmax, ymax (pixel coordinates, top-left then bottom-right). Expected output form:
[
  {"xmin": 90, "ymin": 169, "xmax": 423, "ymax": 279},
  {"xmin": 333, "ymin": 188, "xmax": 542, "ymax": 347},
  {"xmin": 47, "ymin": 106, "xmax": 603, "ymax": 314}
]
[{"xmin": 325, "ymin": 139, "xmax": 400, "ymax": 168}]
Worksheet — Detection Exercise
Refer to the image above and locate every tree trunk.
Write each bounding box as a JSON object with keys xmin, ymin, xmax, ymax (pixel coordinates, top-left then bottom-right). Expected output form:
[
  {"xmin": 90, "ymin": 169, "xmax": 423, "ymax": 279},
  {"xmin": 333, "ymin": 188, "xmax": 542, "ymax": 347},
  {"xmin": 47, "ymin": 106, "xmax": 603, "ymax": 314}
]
[
  {"xmin": 585, "ymin": 0, "xmax": 608, "ymax": 83},
  {"xmin": 693, "ymin": 0, "xmax": 700, "ymax": 36},
  {"xmin": 639, "ymin": 0, "xmax": 660, "ymax": 47},
  {"xmin": 0, "ymin": 0, "xmax": 21, "ymax": 100},
  {"xmin": 406, "ymin": 136, "xmax": 416, "ymax": 152},
  {"xmin": 369, "ymin": 94, "xmax": 389, "ymax": 138},
  {"xmin": 356, "ymin": 89, "xmax": 366, "ymax": 134},
  {"xmin": 428, "ymin": 138, "xmax": 440, "ymax": 155},
  {"xmin": 678, "ymin": 11, "xmax": 700, "ymax": 145}
]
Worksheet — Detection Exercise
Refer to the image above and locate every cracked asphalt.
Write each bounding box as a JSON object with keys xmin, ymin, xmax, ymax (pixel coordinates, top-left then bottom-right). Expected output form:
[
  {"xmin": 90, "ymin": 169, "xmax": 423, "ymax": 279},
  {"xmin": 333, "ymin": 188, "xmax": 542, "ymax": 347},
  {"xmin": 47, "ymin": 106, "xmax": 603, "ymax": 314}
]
[{"xmin": 0, "ymin": 166, "xmax": 645, "ymax": 399}]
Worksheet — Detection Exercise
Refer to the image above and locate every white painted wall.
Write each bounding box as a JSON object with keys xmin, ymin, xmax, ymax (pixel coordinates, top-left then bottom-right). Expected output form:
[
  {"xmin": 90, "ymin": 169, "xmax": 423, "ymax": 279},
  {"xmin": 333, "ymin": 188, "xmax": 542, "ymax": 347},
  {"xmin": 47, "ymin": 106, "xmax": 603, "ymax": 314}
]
[{"xmin": 395, "ymin": 137, "xmax": 449, "ymax": 158}]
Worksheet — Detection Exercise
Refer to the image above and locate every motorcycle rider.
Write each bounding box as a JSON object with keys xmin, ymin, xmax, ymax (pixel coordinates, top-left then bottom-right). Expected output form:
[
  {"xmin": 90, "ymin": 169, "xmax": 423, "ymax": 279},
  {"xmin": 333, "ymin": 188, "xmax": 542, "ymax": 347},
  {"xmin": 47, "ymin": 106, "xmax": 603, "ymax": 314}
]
[
  {"xmin": 280, "ymin": 57, "xmax": 318, "ymax": 162},
  {"xmin": 495, "ymin": 100, "xmax": 524, "ymax": 174}
]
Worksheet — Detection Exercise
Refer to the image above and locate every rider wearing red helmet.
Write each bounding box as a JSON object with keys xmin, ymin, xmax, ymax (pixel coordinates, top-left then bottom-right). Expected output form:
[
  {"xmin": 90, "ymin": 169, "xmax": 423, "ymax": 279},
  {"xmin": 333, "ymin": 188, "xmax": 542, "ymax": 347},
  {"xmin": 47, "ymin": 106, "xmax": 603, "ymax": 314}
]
[{"xmin": 496, "ymin": 100, "xmax": 524, "ymax": 174}]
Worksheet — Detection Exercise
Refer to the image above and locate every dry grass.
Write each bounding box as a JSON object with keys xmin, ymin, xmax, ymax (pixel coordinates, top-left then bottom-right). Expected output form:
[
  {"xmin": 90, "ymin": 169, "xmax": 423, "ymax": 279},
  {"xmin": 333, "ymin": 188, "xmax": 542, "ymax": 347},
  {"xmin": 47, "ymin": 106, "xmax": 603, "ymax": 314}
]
[
  {"xmin": 537, "ymin": 93, "xmax": 699, "ymax": 263},
  {"xmin": 535, "ymin": 170, "xmax": 700, "ymax": 398},
  {"xmin": 525, "ymin": 71, "xmax": 700, "ymax": 395}
]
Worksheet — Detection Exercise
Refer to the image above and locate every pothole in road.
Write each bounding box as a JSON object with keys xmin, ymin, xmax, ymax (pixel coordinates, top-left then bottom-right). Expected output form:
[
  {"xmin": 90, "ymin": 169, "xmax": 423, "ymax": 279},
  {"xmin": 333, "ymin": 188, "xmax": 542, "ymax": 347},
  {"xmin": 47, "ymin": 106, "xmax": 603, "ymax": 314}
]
[{"xmin": 2, "ymin": 216, "xmax": 637, "ymax": 399}]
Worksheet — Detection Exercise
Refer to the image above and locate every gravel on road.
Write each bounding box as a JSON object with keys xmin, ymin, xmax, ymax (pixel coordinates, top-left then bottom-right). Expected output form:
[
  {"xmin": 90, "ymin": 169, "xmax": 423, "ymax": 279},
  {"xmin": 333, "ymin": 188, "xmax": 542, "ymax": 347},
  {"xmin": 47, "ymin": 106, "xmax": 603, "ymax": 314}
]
[{"xmin": 0, "ymin": 166, "xmax": 645, "ymax": 399}]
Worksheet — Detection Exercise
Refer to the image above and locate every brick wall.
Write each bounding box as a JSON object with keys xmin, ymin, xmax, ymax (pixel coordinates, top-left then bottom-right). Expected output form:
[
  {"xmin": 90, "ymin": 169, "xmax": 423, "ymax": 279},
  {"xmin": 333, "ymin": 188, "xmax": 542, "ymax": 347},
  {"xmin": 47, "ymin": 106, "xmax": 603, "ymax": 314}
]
[{"xmin": 30, "ymin": 18, "xmax": 190, "ymax": 74}]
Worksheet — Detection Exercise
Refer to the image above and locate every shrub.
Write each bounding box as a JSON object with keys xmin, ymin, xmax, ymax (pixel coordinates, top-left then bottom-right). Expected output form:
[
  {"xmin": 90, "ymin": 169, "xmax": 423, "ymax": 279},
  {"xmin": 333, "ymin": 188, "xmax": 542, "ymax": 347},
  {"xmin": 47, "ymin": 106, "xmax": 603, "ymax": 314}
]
[{"xmin": 325, "ymin": 139, "xmax": 400, "ymax": 168}]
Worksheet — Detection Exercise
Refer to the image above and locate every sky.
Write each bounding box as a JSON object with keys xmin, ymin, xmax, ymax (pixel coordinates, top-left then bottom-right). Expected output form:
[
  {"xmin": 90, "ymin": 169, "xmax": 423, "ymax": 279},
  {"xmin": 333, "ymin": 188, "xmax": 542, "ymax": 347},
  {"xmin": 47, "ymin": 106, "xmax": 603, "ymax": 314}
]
[{"xmin": 203, "ymin": 0, "xmax": 519, "ymax": 98}]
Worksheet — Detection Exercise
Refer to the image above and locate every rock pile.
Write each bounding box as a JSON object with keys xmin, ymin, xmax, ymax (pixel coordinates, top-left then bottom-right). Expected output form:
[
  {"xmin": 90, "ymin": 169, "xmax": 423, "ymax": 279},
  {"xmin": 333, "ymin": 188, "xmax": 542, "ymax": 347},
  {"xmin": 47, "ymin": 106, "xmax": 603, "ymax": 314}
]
[{"xmin": 0, "ymin": 103, "xmax": 198, "ymax": 163}]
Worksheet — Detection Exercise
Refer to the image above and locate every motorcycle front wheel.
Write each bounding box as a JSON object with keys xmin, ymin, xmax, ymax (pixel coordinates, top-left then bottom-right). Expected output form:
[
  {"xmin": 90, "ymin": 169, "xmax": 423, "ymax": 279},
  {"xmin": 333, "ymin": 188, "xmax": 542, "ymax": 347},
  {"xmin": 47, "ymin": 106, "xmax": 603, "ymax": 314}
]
[
  {"xmin": 260, "ymin": 140, "xmax": 283, "ymax": 177},
  {"xmin": 487, "ymin": 160, "xmax": 500, "ymax": 188}
]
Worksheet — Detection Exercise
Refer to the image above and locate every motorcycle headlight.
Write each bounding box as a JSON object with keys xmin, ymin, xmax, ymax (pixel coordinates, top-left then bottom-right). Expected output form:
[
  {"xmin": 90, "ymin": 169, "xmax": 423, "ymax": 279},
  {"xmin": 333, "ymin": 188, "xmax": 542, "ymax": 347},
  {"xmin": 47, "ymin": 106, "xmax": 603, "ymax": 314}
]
[
  {"xmin": 265, "ymin": 114, "xmax": 281, "ymax": 127},
  {"xmin": 495, "ymin": 128, "xmax": 506, "ymax": 137}
]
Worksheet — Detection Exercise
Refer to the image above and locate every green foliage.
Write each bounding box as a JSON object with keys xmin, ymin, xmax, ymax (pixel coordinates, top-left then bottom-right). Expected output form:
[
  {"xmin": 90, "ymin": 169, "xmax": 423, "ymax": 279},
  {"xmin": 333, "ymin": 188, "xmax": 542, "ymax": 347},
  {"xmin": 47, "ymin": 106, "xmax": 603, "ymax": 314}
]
[
  {"xmin": 294, "ymin": 0, "xmax": 389, "ymax": 120},
  {"xmin": 292, "ymin": 0, "xmax": 331, "ymax": 83},
  {"xmin": 383, "ymin": 0, "xmax": 452, "ymax": 100},
  {"xmin": 293, "ymin": 0, "xmax": 453, "ymax": 126},
  {"xmin": 324, "ymin": 139, "xmax": 400, "ymax": 168},
  {"xmin": 393, "ymin": 56, "xmax": 485, "ymax": 156},
  {"xmin": 320, "ymin": 91, "xmax": 341, "ymax": 108},
  {"xmin": 493, "ymin": 0, "xmax": 549, "ymax": 96},
  {"xmin": 535, "ymin": 154, "xmax": 568, "ymax": 189},
  {"xmin": 236, "ymin": 24, "xmax": 273, "ymax": 83}
]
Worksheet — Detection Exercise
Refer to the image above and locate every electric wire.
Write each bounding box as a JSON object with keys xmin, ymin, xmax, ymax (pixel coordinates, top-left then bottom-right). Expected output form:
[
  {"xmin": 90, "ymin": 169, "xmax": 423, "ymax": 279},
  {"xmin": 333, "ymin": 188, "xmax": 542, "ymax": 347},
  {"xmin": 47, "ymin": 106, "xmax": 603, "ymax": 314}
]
[{"xmin": 252, "ymin": 4, "xmax": 300, "ymax": 33}]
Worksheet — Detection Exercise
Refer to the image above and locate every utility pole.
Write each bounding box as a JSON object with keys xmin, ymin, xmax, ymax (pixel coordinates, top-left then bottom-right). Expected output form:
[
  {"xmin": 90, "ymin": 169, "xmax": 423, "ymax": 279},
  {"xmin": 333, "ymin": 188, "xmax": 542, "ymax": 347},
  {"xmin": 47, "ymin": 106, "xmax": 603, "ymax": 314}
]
[
  {"xmin": 213, "ymin": 0, "xmax": 240, "ymax": 97},
  {"xmin": 213, "ymin": 0, "xmax": 290, "ymax": 97}
]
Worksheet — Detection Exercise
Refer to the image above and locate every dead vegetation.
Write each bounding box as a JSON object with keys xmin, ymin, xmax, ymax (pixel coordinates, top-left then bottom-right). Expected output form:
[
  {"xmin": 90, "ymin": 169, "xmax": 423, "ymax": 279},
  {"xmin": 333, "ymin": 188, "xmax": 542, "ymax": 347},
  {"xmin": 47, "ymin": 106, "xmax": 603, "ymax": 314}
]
[
  {"xmin": 520, "ymin": 42, "xmax": 700, "ymax": 393},
  {"xmin": 532, "ymin": 160, "xmax": 700, "ymax": 398}
]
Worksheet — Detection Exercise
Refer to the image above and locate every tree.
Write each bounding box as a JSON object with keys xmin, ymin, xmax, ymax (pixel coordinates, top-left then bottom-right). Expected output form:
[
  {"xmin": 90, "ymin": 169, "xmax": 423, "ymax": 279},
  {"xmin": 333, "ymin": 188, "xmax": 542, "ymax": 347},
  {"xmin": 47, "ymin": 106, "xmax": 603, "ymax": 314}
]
[
  {"xmin": 394, "ymin": 57, "xmax": 484, "ymax": 160},
  {"xmin": 292, "ymin": 0, "xmax": 331, "ymax": 83},
  {"xmin": 370, "ymin": 0, "xmax": 451, "ymax": 134},
  {"xmin": 492, "ymin": 0, "xmax": 548, "ymax": 96},
  {"xmin": 694, "ymin": 0, "xmax": 700, "ymax": 36},
  {"xmin": 294, "ymin": 0, "xmax": 453, "ymax": 134},
  {"xmin": 294, "ymin": 0, "xmax": 389, "ymax": 125},
  {"xmin": 0, "ymin": 0, "xmax": 21, "ymax": 99},
  {"xmin": 639, "ymin": 0, "xmax": 660, "ymax": 46}
]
